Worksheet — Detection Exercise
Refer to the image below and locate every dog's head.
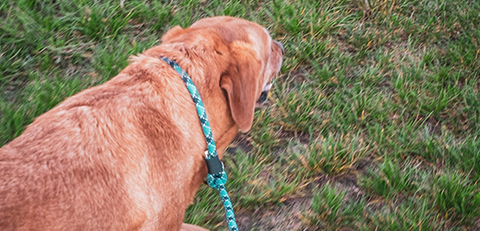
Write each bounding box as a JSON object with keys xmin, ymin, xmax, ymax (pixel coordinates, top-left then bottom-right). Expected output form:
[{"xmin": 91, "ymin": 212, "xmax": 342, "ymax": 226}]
[{"xmin": 161, "ymin": 16, "xmax": 284, "ymax": 132}]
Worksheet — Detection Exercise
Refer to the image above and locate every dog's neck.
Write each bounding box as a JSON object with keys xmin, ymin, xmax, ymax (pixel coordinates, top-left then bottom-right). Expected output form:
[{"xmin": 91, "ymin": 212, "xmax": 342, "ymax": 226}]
[{"xmin": 143, "ymin": 45, "xmax": 239, "ymax": 160}]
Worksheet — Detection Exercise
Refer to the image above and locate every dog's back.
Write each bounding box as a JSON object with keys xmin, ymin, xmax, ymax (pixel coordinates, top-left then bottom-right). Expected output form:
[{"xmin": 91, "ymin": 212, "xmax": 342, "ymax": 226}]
[{"xmin": 0, "ymin": 66, "xmax": 200, "ymax": 230}]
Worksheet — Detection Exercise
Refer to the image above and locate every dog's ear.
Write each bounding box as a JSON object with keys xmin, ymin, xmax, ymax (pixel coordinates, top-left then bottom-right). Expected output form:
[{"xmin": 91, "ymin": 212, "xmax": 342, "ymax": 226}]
[
  {"xmin": 161, "ymin": 26, "xmax": 184, "ymax": 43},
  {"xmin": 220, "ymin": 42, "xmax": 262, "ymax": 132}
]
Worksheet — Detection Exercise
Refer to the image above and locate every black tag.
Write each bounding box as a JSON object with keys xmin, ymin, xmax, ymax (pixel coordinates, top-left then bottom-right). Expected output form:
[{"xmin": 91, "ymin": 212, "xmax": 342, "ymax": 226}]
[{"xmin": 205, "ymin": 156, "xmax": 223, "ymax": 174}]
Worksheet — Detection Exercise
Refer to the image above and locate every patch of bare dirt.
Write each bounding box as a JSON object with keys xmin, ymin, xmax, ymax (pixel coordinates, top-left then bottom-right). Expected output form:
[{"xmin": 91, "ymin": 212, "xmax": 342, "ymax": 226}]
[{"xmin": 236, "ymin": 197, "xmax": 313, "ymax": 231}]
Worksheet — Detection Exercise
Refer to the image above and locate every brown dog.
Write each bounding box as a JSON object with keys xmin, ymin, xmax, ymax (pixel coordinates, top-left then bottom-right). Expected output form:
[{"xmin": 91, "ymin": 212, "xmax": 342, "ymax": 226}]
[{"xmin": 0, "ymin": 16, "xmax": 283, "ymax": 230}]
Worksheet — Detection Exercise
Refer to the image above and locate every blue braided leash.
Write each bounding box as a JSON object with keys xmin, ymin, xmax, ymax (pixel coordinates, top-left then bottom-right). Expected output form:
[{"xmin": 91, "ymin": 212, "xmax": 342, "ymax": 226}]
[{"xmin": 160, "ymin": 57, "xmax": 239, "ymax": 231}]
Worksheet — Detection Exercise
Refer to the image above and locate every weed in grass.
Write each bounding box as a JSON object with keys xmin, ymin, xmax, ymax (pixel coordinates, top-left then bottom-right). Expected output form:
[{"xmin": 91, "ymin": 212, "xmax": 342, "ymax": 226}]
[
  {"xmin": 359, "ymin": 157, "xmax": 419, "ymax": 199},
  {"xmin": 308, "ymin": 183, "xmax": 366, "ymax": 230},
  {"xmin": 294, "ymin": 133, "xmax": 369, "ymax": 177}
]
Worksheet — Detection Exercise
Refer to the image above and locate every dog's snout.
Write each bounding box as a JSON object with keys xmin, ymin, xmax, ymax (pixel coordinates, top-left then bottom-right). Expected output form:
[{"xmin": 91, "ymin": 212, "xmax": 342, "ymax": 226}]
[{"xmin": 274, "ymin": 41, "xmax": 284, "ymax": 55}]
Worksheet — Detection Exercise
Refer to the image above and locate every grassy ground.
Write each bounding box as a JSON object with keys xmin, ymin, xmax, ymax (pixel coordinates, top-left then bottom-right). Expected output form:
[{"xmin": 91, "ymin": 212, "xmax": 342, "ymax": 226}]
[{"xmin": 1, "ymin": 0, "xmax": 480, "ymax": 230}]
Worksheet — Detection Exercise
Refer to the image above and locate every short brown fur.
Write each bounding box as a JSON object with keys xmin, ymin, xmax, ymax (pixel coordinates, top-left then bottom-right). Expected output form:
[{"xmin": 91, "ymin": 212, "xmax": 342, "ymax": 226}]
[{"xmin": 0, "ymin": 16, "xmax": 283, "ymax": 231}]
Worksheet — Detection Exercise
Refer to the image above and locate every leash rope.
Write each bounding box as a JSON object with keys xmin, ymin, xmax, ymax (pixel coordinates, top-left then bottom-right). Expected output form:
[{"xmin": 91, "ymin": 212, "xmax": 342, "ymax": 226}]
[{"xmin": 161, "ymin": 57, "xmax": 239, "ymax": 231}]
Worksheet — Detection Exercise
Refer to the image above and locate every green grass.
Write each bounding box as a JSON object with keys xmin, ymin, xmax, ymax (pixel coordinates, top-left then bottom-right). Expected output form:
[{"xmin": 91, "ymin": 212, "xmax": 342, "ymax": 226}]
[{"xmin": 1, "ymin": 0, "xmax": 480, "ymax": 230}]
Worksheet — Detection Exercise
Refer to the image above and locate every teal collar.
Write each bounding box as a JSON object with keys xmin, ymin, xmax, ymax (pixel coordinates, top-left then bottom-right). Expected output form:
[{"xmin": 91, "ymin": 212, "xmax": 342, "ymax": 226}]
[{"xmin": 160, "ymin": 57, "xmax": 239, "ymax": 231}]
